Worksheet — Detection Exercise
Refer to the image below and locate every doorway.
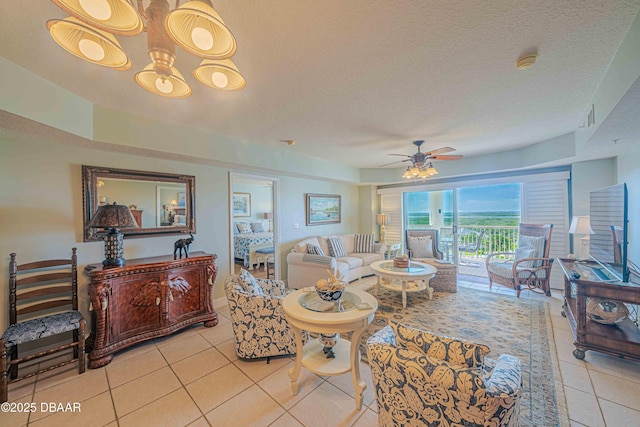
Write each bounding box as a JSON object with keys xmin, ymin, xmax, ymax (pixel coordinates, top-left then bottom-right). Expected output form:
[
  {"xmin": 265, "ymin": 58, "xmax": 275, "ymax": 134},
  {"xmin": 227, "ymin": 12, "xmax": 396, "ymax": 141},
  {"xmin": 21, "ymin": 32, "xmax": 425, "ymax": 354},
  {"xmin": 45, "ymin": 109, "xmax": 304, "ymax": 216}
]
[{"xmin": 229, "ymin": 172, "xmax": 279, "ymax": 279}]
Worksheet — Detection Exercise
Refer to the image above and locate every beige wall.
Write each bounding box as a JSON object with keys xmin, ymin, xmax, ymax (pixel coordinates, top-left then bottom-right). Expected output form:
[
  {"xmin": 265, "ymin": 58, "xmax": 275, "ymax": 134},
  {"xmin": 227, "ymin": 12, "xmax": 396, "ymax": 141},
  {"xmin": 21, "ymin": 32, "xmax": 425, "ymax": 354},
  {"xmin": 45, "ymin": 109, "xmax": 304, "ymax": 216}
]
[{"xmin": 0, "ymin": 136, "xmax": 361, "ymax": 332}]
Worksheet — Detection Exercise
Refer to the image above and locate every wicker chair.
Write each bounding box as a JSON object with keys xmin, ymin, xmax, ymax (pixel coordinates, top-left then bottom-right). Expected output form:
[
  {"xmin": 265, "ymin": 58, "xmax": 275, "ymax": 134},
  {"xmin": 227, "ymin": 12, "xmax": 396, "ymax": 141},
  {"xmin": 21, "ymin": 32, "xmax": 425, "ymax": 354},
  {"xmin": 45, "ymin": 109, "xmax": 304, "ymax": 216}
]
[
  {"xmin": 486, "ymin": 223, "xmax": 554, "ymax": 297},
  {"xmin": 367, "ymin": 322, "xmax": 522, "ymax": 427},
  {"xmin": 1, "ymin": 249, "xmax": 86, "ymax": 403},
  {"xmin": 224, "ymin": 271, "xmax": 307, "ymax": 360},
  {"xmin": 405, "ymin": 229, "xmax": 444, "ymax": 260}
]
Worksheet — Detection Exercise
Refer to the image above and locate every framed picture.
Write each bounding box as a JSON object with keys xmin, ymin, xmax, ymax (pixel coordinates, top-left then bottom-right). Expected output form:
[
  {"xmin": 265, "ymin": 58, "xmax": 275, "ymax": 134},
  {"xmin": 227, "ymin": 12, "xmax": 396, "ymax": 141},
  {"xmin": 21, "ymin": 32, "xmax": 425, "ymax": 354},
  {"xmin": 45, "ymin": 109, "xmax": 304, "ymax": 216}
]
[
  {"xmin": 177, "ymin": 192, "xmax": 186, "ymax": 207},
  {"xmin": 233, "ymin": 192, "xmax": 251, "ymax": 217},
  {"xmin": 306, "ymin": 193, "xmax": 341, "ymax": 225}
]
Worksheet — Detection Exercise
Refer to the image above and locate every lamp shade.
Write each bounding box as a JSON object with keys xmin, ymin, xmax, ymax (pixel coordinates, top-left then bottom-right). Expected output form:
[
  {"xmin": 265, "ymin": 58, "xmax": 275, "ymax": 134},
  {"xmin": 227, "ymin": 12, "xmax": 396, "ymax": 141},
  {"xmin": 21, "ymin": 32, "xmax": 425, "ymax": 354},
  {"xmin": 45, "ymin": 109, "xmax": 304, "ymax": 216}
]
[
  {"xmin": 47, "ymin": 17, "xmax": 131, "ymax": 70},
  {"xmin": 376, "ymin": 213, "xmax": 389, "ymax": 226},
  {"xmin": 569, "ymin": 216, "xmax": 593, "ymax": 235},
  {"xmin": 263, "ymin": 212, "xmax": 273, "ymax": 220},
  {"xmin": 135, "ymin": 64, "xmax": 192, "ymax": 98},
  {"xmin": 51, "ymin": 0, "xmax": 143, "ymax": 36},
  {"xmin": 164, "ymin": 0, "xmax": 237, "ymax": 59},
  {"xmin": 87, "ymin": 202, "xmax": 138, "ymax": 230},
  {"xmin": 194, "ymin": 58, "xmax": 246, "ymax": 90}
]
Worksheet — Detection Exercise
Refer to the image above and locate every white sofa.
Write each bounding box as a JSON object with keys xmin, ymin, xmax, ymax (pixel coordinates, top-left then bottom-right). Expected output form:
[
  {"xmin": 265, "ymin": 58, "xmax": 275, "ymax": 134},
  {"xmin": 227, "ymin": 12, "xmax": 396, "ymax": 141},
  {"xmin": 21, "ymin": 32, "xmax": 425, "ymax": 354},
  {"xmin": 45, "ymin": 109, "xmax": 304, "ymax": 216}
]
[{"xmin": 287, "ymin": 234, "xmax": 386, "ymax": 289}]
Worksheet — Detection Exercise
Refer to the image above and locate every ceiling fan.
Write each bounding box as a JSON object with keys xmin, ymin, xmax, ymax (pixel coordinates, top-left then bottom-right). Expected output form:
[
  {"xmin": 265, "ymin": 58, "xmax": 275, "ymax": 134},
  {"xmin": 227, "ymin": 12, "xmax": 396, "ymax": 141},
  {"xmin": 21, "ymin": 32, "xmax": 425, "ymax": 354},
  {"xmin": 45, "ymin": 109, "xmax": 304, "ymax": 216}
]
[
  {"xmin": 380, "ymin": 140, "xmax": 463, "ymax": 167},
  {"xmin": 380, "ymin": 140, "xmax": 463, "ymax": 179}
]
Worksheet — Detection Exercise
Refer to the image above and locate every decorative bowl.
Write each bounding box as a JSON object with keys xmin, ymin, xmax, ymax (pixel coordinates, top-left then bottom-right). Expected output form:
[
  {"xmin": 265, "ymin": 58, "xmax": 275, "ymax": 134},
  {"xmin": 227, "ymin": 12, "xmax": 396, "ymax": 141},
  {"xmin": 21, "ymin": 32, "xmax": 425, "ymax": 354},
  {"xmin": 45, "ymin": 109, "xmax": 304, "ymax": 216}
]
[
  {"xmin": 315, "ymin": 287, "xmax": 344, "ymax": 302},
  {"xmin": 587, "ymin": 298, "xmax": 629, "ymax": 324}
]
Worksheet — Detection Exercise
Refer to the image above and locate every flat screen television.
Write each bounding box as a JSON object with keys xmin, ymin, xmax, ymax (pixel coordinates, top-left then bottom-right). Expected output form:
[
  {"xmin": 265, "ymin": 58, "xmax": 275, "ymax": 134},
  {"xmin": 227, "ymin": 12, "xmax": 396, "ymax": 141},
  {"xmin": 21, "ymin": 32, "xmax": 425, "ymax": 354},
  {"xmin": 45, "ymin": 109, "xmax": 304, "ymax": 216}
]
[{"xmin": 589, "ymin": 183, "xmax": 629, "ymax": 282}]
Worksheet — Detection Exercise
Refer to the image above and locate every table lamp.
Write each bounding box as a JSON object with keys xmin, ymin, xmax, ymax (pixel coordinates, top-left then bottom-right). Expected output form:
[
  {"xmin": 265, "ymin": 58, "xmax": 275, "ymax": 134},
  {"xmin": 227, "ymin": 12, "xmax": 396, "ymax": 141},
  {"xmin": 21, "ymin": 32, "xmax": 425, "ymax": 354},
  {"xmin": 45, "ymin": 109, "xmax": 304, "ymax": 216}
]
[
  {"xmin": 376, "ymin": 213, "xmax": 389, "ymax": 244},
  {"xmin": 569, "ymin": 215, "xmax": 593, "ymax": 260},
  {"xmin": 263, "ymin": 212, "xmax": 273, "ymax": 232},
  {"xmin": 87, "ymin": 202, "xmax": 138, "ymax": 267}
]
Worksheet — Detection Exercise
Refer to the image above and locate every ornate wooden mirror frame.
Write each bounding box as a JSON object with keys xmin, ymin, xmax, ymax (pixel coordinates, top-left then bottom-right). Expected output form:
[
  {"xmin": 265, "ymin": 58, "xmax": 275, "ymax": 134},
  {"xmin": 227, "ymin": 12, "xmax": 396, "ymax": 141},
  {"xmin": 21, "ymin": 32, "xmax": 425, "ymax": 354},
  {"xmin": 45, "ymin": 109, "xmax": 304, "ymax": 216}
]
[{"xmin": 82, "ymin": 165, "xmax": 196, "ymax": 242}]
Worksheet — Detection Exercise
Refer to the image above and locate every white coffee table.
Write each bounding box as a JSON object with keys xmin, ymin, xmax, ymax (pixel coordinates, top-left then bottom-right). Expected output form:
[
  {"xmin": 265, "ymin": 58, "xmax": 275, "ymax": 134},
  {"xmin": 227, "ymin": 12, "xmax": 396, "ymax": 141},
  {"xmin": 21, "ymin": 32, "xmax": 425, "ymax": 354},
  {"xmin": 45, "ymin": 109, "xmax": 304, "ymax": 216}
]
[
  {"xmin": 282, "ymin": 288, "xmax": 378, "ymax": 410},
  {"xmin": 371, "ymin": 260, "xmax": 437, "ymax": 308}
]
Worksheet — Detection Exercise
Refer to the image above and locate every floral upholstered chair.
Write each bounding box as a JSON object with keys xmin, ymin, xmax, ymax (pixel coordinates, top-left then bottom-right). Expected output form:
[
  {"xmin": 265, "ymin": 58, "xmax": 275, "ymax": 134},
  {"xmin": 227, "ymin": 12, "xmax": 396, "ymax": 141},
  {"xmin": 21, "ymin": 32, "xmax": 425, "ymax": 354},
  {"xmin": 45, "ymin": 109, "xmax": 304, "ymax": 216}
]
[
  {"xmin": 367, "ymin": 322, "xmax": 522, "ymax": 427},
  {"xmin": 224, "ymin": 270, "xmax": 307, "ymax": 360}
]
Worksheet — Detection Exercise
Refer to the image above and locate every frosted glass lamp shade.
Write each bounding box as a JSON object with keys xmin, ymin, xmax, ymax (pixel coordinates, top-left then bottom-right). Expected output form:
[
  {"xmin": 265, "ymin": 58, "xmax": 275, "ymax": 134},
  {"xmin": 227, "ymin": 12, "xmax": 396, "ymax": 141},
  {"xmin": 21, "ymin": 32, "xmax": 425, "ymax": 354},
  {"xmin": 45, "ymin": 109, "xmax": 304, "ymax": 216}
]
[
  {"xmin": 569, "ymin": 216, "xmax": 593, "ymax": 235},
  {"xmin": 135, "ymin": 64, "xmax": 192, "ymax": 98},
  {"xmin": 165, "ymin": 0, "xmax": 237, "ymax": 59},
  {"xmin": 194, "ymin": 59, "xmax": 246, "ymax": 90},
  {"xmin": 51, "ymin": 0, "xmax": 143, "ymax": 35},
  {"xmin": 47, "ymin": 17, "xmax": 131, "ymax": 69}
]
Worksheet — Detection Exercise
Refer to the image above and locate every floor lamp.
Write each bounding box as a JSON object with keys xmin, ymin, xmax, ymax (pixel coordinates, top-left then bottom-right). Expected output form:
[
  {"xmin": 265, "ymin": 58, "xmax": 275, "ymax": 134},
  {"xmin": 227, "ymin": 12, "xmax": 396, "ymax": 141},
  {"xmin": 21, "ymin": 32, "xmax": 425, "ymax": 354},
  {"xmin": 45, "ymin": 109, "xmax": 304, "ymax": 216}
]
[
  {"xmin": 376, "ymin": 213, "xmax": 389, "ymax": 244},
  {"xmin": 569, "ymin": 215, "xmax": 593, "ymax": 260}
]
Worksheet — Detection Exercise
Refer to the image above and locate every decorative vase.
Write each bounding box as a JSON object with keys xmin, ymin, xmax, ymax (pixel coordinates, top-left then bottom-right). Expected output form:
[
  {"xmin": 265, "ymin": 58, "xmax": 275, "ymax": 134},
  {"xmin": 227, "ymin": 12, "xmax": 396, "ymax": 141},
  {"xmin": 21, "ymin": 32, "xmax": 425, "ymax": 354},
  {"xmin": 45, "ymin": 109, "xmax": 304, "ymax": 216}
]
[{"xmin": 319, "ymin": 333, "xmax": 339, "ymax": 358}]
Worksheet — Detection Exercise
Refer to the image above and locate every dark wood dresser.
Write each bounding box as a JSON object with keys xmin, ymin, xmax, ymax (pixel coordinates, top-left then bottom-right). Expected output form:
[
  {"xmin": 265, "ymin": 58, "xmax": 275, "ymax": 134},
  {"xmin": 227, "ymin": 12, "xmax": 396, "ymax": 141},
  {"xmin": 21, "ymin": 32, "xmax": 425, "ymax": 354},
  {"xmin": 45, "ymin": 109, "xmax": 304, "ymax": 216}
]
[{"xmin": 84, "ymin": 252, "xmax": 218, "ymax": 368}]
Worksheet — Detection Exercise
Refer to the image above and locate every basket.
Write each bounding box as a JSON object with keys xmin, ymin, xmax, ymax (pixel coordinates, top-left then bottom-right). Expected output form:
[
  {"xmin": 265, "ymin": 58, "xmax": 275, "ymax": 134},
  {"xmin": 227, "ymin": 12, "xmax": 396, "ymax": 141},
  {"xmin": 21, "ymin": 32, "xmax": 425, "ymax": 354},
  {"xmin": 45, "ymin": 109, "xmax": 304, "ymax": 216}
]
[{"xmin": 393, "ymin": 258, "xmax": 409, "ymax": 268}]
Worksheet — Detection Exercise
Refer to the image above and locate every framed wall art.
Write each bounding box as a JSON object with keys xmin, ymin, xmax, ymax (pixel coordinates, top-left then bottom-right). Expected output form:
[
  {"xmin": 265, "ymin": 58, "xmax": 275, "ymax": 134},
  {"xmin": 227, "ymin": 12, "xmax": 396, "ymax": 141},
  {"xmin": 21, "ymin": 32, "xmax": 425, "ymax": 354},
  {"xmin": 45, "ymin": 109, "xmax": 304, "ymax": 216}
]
[
  {"xmin": 233, "ymin": 192, "xmax": 251, "ymax": 217},
  {"xmin": 306, "ymin": 193, "xmax": 341, "ymax": 225}
]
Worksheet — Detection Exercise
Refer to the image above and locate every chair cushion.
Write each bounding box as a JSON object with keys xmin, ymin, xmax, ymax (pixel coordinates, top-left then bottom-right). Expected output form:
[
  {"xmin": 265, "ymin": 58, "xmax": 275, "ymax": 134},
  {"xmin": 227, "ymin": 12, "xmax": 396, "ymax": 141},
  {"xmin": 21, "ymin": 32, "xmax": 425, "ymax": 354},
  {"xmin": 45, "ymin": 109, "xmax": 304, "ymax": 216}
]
[
  {"xmin": 488, "ymin": 261, "xmax": 547, "ymax": 280},
  {"xmin": 2, "ymin": 311, "xmax": 84, "ymax": 346},
  {"xmin": 353, "ymin": 233, "xmax": 375, "ymax": 253},
  {"xmin": 327, "ymin": 236, "xmax": 347, "ymax": 258},
  {"xmin": 514, "ymin": 247, "xmax": 537, "ymax": 268},
  {"xmin": 239, "ymin": 269, "xmax": 264, "ymax": 296},
  {"xmin": 518, "ymin": 235, "xmax": 546, "ymax": 267},
  {"xmin": 408, "ymin": 236, "xmax": 433, "ymax": 258}
]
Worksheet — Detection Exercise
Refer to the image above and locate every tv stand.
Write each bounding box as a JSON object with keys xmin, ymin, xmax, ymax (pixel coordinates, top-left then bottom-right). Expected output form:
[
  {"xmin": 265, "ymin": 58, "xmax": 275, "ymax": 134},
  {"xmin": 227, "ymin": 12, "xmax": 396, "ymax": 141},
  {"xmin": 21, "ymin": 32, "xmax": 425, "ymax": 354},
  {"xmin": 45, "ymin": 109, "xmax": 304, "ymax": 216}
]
[{"xmin": 558, "ymin": 258, "xmax": 640, "ymax": 361}]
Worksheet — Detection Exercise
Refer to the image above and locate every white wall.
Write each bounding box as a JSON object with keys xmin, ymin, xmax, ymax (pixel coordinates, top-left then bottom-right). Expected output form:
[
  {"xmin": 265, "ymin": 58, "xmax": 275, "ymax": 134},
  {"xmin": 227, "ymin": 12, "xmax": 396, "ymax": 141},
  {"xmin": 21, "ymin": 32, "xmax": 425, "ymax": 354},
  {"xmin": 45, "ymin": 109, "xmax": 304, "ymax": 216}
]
[
  {"xmin": 0, "ymin": 136, "xmax": 361, "ymax": 332},
  {"xmin": 616, "ymin": 139, "xmax": 640, "ymax": 267}
]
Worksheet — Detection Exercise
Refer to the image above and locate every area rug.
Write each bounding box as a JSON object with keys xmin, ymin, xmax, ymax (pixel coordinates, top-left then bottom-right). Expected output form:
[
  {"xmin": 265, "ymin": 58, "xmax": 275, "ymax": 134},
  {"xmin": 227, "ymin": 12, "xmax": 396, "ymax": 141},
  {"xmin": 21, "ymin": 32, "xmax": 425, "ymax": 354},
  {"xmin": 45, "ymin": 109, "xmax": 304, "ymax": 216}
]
[{"xmin": 354, "ymin": 285, "xmax": 569, "ymax": 427}]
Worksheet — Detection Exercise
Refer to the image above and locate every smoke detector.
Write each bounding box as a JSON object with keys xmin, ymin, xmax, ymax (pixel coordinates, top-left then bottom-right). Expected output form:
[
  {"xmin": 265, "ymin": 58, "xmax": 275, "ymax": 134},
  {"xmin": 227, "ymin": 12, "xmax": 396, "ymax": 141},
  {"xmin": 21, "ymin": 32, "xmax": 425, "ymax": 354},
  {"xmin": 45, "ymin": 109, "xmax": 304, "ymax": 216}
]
[{"xmin": 515, "ymin": 54, "xmax": 537, "ymax": 70}]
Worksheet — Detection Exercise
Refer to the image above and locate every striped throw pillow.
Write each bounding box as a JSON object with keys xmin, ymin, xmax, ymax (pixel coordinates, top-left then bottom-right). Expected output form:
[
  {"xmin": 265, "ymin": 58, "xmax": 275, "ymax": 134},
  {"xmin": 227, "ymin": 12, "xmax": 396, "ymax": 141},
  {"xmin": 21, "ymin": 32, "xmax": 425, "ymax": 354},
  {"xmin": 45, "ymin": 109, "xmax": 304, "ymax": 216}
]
[
  {"xmin": 307, "ymin": 244, "xmax": 325, "ymax": 256},
  {"xmin": 354, "ymin": 233, "xmax": 375, "ymax": 253},
  {"xmin": 326, "ymin": 237, "xmax": 347, "ymax": 258}
]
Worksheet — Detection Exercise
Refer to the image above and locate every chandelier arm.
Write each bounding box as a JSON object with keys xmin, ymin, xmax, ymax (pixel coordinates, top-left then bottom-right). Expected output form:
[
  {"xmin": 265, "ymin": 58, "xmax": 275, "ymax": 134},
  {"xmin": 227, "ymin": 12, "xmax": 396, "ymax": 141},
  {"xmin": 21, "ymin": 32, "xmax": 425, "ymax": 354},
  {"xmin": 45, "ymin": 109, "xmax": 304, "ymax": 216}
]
[{"xmin": 137, "ymin": 0, "xmax": 148, "ymax": 21}]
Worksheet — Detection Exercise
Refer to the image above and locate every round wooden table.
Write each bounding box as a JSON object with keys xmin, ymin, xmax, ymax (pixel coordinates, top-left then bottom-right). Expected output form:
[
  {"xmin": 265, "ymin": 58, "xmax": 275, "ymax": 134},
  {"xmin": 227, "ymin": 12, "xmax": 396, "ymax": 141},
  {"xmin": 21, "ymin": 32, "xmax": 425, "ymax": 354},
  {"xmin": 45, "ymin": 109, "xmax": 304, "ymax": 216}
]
[
  {"xmin": 282, "ymin": 288, "xmax": 378, "ymax": 410},
  {"xmin": 370, "ymin": 260, "xmax": 437, "ymax": 308}
]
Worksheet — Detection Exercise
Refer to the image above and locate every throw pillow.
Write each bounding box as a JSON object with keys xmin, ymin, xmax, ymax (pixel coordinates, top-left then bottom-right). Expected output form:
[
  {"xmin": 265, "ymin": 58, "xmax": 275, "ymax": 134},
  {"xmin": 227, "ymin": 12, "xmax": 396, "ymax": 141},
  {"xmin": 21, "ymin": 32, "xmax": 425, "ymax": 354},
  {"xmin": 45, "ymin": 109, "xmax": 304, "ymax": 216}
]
[
  {"xmin": 354, "ymin": 233, "xmax": 375, "ymax": 253},
  {"xmin": 518, "ymin": 235, "xmax": 546, "ymax": 267},
  {"xmin": 236, "ymin": 222, "xmax": 253, "ymax": 234},
  {"xmin": 307, "ymin": 244, "xmax": 325, "ymax": 256},
  {"xmin": 239, "ymin": 268, "xmax": 264, "ymax": 296},
  {"xmin": 514, "ymin": 247, "xmax": 537, "ymax": 268},
  {"xmin": 326, "ymin": 236, "xmax": 347, "ymax": 258},
  {"xmin": 250, "ymin": 222, "xmax": 265, "ymax": 233},
  {"xmin": 408, "ymin": 236, "xmax": 433, "ymax": 258}
]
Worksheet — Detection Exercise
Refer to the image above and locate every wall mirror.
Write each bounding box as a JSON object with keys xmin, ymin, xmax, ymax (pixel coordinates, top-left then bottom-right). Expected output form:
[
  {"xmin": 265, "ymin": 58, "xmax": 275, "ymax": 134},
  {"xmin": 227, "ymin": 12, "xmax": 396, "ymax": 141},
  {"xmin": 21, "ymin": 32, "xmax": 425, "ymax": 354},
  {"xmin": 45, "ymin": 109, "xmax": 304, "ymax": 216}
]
[{"xmin": 82, "ymin": 165, "xmax": 196, "ymax": 242}]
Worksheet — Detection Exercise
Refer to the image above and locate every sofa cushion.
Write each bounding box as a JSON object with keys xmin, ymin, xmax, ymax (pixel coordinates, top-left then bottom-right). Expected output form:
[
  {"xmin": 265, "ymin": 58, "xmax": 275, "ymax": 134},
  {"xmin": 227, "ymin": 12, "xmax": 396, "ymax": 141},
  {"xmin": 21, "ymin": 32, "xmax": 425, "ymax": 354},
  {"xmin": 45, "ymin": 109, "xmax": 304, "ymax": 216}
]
[
  {"xmin": 327, "ymin": 236, "xmax": 347, "ymax": 258},
  {"xmin": 337, "ymin": 256, "xmax": 364, "ymax": 269},
  {"xmin": 348, "ymin": 252, "xmax": 380, "ymax": 267},
  {"xmin": 339, "ymin": 234, "xmax": 355, "ymax": 254},
  {"xmin": 408, "ymin": 236, "xmax": 433, "ymax": 258},
  {"xmin": 354, "ymin": 233, "xmax": 375, "ymax": 253},
  {"xmin": 294, "ymin": 237, "xmax": 321, "ymax": 254},
  {"xmin": 307, "ymin": 244, "xmax": 325, "ymax": 256},
  {"xmin": 316, "ymin": 237, "xmax": 331, "ymax": 257}
]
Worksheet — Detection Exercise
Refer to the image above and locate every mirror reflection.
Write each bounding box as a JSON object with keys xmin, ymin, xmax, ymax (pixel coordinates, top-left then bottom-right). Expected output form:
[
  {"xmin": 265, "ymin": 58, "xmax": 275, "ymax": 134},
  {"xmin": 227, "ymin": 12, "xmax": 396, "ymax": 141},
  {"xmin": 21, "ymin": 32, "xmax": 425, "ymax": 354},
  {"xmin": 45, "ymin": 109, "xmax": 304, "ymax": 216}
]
[{"xmin": 83, "ymin": 165, "xmax": 195, "ymax": 241}]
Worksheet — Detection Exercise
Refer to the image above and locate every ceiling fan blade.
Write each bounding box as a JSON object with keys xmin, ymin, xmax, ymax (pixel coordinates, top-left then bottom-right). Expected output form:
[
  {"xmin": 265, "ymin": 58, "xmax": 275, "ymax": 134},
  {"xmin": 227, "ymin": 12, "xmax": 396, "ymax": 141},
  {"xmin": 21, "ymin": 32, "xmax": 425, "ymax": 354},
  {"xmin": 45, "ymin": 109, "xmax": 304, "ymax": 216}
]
[
  {"xmin": 425, "ymin": 146, "xmax": 456, "ymax": 155},
  {"xmin": 388, "ymin": 154, "xmax": 412, "ymax": 157},
  {"xmin": 379, "ymin": 159, "xmax": 411, "ymax": 167},
  {"xmin": 430, "ymin": 154, "xmax": 464, "ymax": 160}
]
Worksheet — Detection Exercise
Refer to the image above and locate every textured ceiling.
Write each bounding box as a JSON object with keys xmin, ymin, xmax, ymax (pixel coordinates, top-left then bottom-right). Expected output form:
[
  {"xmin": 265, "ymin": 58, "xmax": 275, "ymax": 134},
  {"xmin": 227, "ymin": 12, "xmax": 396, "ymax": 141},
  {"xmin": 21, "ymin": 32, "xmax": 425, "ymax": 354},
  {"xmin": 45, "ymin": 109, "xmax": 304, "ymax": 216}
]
[{"xmin": 1, "ymin": 0, "xmax": 639, "ymax": 169}]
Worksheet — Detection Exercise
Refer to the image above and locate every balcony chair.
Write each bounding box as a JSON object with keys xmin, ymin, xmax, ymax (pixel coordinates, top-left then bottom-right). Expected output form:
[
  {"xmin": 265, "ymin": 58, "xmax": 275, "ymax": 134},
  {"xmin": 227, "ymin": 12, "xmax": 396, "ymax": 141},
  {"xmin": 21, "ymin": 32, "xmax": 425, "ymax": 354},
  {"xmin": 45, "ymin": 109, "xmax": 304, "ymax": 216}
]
[
  {"xmin": 367, "ymin": 321, "xmax": 522, "ymax": 427},
  {"xmin": 458, "ymin": 228, "xmax": 486, "ymax": 265},
  {"xmin": 1, "ymin": 249, "xmax": 86, "ymax": 403},
  {"xmin": 224, "ymin": 270, "xmax": 307, "ymax": 361},
  {"xmin": 486, "ymin": 223, "xmax": 554, "ymax": 297}
]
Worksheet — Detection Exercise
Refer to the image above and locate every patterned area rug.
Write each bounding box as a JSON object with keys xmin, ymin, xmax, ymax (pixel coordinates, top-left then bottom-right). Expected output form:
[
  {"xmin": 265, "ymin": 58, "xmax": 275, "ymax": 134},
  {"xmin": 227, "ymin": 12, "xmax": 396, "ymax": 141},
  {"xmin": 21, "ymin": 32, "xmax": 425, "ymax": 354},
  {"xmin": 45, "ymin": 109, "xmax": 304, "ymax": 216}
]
[{"xmin": 355, "ymin": 285, "xmax": 567, "ymax": 427}]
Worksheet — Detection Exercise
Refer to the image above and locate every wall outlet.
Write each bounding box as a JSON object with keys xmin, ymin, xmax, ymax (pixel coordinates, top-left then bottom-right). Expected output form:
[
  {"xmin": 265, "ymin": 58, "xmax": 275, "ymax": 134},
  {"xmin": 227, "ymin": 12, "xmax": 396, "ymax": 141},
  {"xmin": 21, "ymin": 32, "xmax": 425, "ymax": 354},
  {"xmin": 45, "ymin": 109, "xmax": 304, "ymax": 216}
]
[{"xmin": 293, "ymin": 223, "xmax": 299, "ymax": 229}]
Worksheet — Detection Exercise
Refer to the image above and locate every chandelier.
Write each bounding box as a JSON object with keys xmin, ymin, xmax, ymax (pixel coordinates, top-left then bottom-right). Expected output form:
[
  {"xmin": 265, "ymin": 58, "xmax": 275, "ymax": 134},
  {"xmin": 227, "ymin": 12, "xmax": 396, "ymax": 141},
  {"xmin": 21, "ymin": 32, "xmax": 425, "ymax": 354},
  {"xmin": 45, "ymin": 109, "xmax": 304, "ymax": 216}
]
[
  {"xmin": 47, "ymin": 0, "xmax": 246, "ymax": 98},
  {"xmin": 402, "ymin": 162, "xmax": 438, "ymax": 180}
]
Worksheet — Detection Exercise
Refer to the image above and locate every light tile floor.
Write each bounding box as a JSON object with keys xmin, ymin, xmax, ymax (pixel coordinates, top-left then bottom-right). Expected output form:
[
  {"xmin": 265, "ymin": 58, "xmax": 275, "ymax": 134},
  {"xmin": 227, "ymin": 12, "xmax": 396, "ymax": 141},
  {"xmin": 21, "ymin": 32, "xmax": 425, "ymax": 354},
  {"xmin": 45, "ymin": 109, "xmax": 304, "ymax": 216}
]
[{"xmin": 2, "ymin": 275, "xmax": 640, "ymax": 427}]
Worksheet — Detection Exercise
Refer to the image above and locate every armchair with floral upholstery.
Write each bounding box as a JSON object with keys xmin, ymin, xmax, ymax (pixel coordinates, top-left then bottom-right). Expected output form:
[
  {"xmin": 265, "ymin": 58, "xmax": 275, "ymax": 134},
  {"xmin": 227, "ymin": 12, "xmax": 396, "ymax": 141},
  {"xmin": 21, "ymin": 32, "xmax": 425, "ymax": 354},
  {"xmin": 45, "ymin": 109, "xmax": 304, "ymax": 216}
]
[
  {"xmin": 367, "ymin": 322, "xmax": 522, "ymax": 427},
  {"xmin": 224, "ymin": 270, "xmax": 307, "ymax": 360}
]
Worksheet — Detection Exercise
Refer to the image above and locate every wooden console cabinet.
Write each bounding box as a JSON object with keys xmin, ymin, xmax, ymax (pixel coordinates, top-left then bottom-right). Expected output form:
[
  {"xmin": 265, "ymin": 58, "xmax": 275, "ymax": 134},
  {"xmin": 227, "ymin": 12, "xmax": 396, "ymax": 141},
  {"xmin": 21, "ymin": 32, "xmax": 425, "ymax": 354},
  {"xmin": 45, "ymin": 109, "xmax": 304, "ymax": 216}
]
[
  {"xmin": 558, "ymin": 258, "xmax": 640, "ymax": 361},
  {"xmin": 85, "ymin": 252, "xmax": 218, "ymax": 368}
]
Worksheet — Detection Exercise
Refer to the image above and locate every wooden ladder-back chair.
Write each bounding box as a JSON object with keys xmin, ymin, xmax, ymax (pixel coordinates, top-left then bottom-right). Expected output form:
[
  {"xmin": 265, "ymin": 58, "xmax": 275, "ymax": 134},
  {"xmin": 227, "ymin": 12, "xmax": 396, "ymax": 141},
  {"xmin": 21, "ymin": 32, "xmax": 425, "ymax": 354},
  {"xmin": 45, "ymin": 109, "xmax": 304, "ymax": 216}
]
[
  {"xmin": 486, "ymin": 223, "xmax": 554, "ymax": 297},
  {"xmin": 1, "ymin": 248, "xmax": 86, "ymax": 403}
]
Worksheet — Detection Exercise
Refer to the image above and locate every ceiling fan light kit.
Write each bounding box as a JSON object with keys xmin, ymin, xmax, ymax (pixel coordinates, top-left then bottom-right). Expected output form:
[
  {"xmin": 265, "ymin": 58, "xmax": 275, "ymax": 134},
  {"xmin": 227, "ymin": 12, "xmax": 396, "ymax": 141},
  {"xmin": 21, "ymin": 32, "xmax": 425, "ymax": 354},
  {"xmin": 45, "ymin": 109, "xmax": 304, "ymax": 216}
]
[
  {"xmin": 47, "ymin": 0, "xmax": 245, "ymax": 98},
  {"xmin": 383, "ymin": 140, "xmax": 462, "ymax": 180}
]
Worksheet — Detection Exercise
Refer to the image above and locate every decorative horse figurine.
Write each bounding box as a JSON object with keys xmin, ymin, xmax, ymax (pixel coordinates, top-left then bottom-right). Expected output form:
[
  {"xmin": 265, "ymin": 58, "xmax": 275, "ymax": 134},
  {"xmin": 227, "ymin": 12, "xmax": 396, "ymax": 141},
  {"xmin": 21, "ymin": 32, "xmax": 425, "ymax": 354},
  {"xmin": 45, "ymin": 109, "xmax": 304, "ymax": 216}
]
[{"xmin": 174, "ymin": 233, "xmax": 194, "ymax": 259}]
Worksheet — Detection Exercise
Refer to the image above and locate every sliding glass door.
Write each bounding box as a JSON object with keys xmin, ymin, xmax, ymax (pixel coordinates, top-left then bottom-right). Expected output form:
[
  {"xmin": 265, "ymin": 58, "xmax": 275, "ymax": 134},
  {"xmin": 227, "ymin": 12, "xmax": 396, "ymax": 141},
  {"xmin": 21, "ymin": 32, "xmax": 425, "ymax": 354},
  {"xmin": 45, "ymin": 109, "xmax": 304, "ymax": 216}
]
[{"xmin": 404, "ymin": 189, "xmax": 456, "ymax": 261}]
